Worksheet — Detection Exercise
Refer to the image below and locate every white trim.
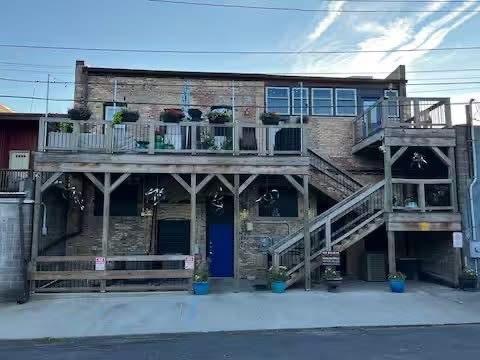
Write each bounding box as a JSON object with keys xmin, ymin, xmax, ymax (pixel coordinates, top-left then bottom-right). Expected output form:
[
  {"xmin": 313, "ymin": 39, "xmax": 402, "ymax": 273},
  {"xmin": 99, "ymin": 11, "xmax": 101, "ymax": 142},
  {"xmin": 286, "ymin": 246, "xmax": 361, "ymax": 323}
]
[
  {"xmin": 335, "ymin": 88, "xmax": 357, "ymax": 116},
  {"xmin": 265, "ymin": 86, "xmax": 290, "ymax": 115},
  {"xmin": 292, "ymin": 87, "xmax": 309, "ymax": 115},
  {"xmin": 311, "ymin": 88, "xmax": 333, "ymax": 116}
]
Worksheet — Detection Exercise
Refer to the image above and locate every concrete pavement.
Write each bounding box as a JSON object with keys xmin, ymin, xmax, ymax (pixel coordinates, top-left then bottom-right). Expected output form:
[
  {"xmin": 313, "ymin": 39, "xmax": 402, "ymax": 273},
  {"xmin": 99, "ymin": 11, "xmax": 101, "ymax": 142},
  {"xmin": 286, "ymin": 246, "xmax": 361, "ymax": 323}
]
[
  {"xmin": 1, "ymin": 325, "xmax": 480, "ymax": 359},
  {"xmin": 0, "ymin": 281, "xmax": 479, "ymax": 340}
]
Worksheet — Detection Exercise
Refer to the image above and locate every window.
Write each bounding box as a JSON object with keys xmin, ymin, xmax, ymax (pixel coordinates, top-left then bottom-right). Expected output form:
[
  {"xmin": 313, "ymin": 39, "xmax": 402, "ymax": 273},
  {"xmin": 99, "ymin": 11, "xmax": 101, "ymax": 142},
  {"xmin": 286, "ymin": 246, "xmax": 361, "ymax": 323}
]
[
  {"xmin": 258, "ymin": 187, "xmax": 298, "ymax": 217},
  {"xmin": 335, "ymin": 89, "xmax": 357, "ymax": 116},
  {"xmin": 94, "ymin": 183, "xmax": 139, "ymax": 216},
  {"xmin": 384, "ymin": 89, "xmax": 399, "ymax": 118},
  {"xmin": 292, "ymin": 88, "xmax": 309, "ymax": 115},
  {"xmin": 266, "ymin": 87, "xmax": 290, "ymax": 115},
  {"xmin": 103, "ymin": 102, "xmax": 127, "ymax": 121},
  {"xmin": 311, "ymin": 88, "xmax": 333, "ymax": 116}
]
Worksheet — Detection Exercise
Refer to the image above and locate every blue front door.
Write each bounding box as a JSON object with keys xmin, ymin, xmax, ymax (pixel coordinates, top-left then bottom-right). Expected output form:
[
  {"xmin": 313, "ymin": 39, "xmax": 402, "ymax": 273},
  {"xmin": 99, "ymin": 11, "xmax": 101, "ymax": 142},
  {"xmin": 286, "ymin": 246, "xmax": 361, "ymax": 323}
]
[{"xmin": 208, "ymin": 223, "xmax": 234, "ymax": 277}]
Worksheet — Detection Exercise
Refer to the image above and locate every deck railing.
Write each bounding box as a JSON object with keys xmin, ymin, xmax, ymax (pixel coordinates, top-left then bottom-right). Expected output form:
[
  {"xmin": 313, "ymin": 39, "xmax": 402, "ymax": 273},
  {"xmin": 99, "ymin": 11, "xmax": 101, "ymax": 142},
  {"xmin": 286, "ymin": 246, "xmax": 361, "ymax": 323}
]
[
  {"xmin": 39, "ymin": 118, "xmax": 307, "ymax": 156},
  {"xmin": 0, "ymin": 169, "xmax": 33, "ymax": 193},
  {"xmin": 353, "ymin": 97, "xmax": 452, "ymax": 144}
]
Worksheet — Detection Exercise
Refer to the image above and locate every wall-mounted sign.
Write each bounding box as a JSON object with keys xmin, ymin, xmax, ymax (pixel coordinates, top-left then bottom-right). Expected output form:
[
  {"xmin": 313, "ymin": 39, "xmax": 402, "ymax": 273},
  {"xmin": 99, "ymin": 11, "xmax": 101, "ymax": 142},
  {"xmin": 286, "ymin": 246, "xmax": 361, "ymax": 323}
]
[
  {"xmin": 453, "ymin": 232, "xmax": 463, "ymax": 248},
  {"xmin": 321, "ymin": 251, "xmax": 341, "ymax": 266},
  {"xmin": 95, "ymin": 257, "xmax": 105, "ymax": 271},
  {"xmin": 185, "ymin": 256, "xmax": 195, "ymax": 270},
  {"xmin": 470, "ymin": 242, "xmax": 480, "ymax": 259}
]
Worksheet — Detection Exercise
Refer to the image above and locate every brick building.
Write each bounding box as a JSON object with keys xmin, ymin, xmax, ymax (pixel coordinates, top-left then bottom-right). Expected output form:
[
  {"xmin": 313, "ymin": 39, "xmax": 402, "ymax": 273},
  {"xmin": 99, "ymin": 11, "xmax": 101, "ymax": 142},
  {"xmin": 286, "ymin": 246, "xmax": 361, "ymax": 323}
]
[{"xmin": 28, "ymin": 60, "xmax": 463, "ymax": 293}]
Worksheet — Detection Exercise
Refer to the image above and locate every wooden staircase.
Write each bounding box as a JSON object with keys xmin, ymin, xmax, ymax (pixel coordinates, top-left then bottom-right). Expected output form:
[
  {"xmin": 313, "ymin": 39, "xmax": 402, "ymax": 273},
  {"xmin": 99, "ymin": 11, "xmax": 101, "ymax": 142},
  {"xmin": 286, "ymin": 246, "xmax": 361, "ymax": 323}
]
[{"xmin": 271, "ymin": 180, "xmax": 385, "ymax": 288}]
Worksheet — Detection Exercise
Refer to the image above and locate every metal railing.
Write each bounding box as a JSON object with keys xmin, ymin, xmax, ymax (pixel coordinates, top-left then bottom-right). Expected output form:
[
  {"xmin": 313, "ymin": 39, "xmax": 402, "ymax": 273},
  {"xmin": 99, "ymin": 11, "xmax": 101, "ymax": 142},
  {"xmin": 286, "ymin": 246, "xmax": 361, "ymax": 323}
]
[
  {"xmin": 39, "ymin": 118, "xmax": 307, "ymax": 156},
  {"xmin": 308, "ymin": 149, "xmax": 363, "ymax": 198},
  {"xmin": 0, "ymin": 169, "xmax": 33, "ymax": 193},
  {"xmin": 271, "ymin": 181, "xmax": 385, "ymax": 283},
  {"xmin": 354, "ymin": 97, "xmax": 452, "ymax": 144}
]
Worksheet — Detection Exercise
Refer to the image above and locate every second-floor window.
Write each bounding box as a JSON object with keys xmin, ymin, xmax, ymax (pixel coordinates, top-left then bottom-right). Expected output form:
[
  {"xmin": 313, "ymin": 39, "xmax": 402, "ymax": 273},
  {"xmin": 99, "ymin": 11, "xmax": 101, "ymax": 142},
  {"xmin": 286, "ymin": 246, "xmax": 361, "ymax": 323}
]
[
  {"xmin": 266, "ymin": 87, "xmax": 290, "ymax": 115},
  {"xmin": 311, "ymin": 88, "xmax": 333, "ymax": 116},
  {"xmin": 335, "ymin": 89, "xmax": 357, "ymax": 116},
  {"xmin": 292, "ymin": 88, "xmax": 309, "ymax": 115}
]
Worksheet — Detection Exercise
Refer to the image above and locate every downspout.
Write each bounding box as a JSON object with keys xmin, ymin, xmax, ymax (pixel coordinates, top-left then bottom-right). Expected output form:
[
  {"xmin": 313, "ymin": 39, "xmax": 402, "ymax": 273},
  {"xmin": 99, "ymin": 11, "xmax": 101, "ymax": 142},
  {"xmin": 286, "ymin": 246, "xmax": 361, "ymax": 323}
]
[{"xmin": 467, "ymin": 99, "xmax": 478, "ymax": 275}]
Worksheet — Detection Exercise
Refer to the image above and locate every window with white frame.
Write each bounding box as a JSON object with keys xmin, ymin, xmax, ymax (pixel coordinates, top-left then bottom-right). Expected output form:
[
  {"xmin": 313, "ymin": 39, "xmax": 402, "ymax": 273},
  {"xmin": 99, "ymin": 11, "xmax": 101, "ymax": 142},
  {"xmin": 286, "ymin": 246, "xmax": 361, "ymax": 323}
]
[
  {"xmin": 311, "ymin": 88, "xmax": 333, "ymax": 116},
  {"xmin": 384, "ymin": 89, "xmax": 399, "ymax": 118},
  {"xmin": 266, "ymin": 87, "xmax": 290, "ymax": 115},
  {"xmin": 103, "ymin": 102, "xmax": 127, "ymax": 121},
  {"xmin": 335, "ymin": 89, "xmax": 357, "ymax": 116},
  {"xmin": 292, "ymin": 88, "xmax": 309, "ymax": 115}
]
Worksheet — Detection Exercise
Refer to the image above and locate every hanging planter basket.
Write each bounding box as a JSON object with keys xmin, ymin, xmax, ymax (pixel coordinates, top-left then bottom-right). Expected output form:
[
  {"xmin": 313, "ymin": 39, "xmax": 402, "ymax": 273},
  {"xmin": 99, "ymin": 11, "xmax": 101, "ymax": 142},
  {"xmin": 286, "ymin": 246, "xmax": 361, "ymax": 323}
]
[{"xmin": 260, "ymin": 112, "xmax": 281, "ymax": 125}]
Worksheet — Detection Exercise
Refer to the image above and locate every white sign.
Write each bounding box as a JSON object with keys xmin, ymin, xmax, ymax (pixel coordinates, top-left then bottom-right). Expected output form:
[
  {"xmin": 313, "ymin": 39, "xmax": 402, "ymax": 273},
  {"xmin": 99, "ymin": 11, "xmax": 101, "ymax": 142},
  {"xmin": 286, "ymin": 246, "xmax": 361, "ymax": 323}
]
[
  {"xmin": 95, "ymin": 257, "xmax": 106, "ymax": 271},
  {"xmin": 453, "ymin": 232, "xmax": 463, "ymax": 248},
  {"xmin": 470, "ymin": 242, "xmax": 480, "ymax": 259},
  {"xmin": 185, "ymin": 256, "xmax": 195, "ymax": 270}
]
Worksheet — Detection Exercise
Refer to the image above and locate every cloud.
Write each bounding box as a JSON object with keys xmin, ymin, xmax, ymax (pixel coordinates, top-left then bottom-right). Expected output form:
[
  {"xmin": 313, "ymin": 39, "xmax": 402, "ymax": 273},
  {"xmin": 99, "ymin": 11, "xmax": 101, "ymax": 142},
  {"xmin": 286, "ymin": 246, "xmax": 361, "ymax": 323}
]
[{"xmin": 306, "ymin": 1, "xmax": 345, "ymax": 42}]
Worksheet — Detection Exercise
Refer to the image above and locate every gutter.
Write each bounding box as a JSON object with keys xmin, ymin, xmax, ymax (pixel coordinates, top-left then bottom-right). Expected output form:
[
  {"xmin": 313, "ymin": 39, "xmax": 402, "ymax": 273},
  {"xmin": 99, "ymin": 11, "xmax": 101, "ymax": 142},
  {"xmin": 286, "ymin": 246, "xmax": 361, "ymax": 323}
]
[{"xmin": 468, "ymin": 99, "xmax": 478, "ymax": 275}]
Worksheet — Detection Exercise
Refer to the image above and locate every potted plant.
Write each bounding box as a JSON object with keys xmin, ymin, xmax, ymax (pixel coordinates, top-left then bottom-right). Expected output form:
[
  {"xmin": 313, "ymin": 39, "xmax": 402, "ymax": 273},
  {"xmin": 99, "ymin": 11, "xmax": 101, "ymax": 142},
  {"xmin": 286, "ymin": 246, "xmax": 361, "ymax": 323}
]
[
  {"xmin": 188, "ymin": 108, "xmax": 203, "ymax": 122},
  {"xmin": 67, "ymin": 107, "xmax": 92, "ymax": 120},
  {"xmin": 117, "ymin": 109, "xmax": 140, "ymax": 123},
  {"xmin": 323, "ymin": 267, "xmax": 342, "ymax": 292},
  {"xmin": 295, "ymin": 115, "xmax": 310, "ymax": 124},
  {"xmin": 260, "ymin": 112, "xmax": 281, "ymax": 125},
  {"xmin": 160, "ymin": 108, "xmax": 185, "ymax": 123},
  {"xmin": 207, "ymin": 111, "xmax": 231, "ymax": 124},
  {"xmin": 111, "ymin": 111, "xmax": 124, "ymax": 127},
  {"xmin": 193, "ymin": 262, "xmax": 209, "ymax": 295},
  {"xmin": 199, "ymin": 129, "xmax": 217, "ymax": 150},
  {"xmin": 268, "ymin": 266, "xmax": 289, "ymax": 293},
  {"xmin": 388, "ymin": 272, "xmax": 406, "ymax": 293},
  {"xmin": 459, "ymin": 269, "xmax": 478, "ymax": 291}
]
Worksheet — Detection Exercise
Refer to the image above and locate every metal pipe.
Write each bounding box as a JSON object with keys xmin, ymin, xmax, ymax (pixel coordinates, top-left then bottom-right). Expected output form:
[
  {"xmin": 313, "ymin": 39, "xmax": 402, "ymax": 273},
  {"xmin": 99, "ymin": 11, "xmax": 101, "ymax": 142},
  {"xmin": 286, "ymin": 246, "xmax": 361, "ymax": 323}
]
[
  {"xmin": 41, "ymin": 202, "xmax": 48, "ymax": 236},
  {"xmin": 468, "ymin": 99, "xmax": 478, "ymax": 275}
]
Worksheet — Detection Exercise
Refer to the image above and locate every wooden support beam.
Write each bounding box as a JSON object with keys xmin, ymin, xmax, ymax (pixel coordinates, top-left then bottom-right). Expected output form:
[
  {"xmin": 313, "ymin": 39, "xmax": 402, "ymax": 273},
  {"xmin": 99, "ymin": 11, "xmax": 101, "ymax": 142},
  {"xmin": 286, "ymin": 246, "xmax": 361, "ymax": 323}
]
[
  {"xmin": 239, "ymin": 174, "xmax": 257, "ymax": 195},
  {"xmin": 191, "ymin": 173, "xmax": 197, "ymax": 256},
  {"xmin": 171, "ymin": 173, "xmax": 192, "ymax": 194},
  {"xmin": 196, "ymin": 174, "xmax": 214, "ymax": 194},
  {"xmin": 30, "ymin": 175, "xmax": 42, "ymax": 293},
  {"xmin": 101, "ymin": 172, "xmax": 111, "ymax": 292},
  {"xmin": 216, "ymin": 174, "xmax": 234, "ymax": 194},
  {"xmin": 303, "ymin": 174, "xmax": 311, "ymax": 291},
  {"xmin": 418, "ymin": 183, "xmax": 426, "ymax": 212},
  {"xmin": 390, "ymin": 146, "xmax": 408, "ymax": 165},
  {"xmin": 234, "ymin": 174, "xmax": 240, "ymax": 291},
  {"xmin": 84, "ymin": 172, "xmax": 105, "ymax": 193},
  {"xmin": 448, "ymin": 146, "xmax": 458, "ymax": 211},
  {"xmin": 40, "ymin": 172, "xmax": 63, "ymax": 193},
  {"xmin": 431, "ymin": 146, "xmax": 451, "ymax": 167},
  {"xmin": 387, "ymin": 231, "xmax": 396, "ymax": 273},
  {"xmin": 384, "ymin": 145, "xmax": 393, "ymax": 212},
  {"xmin": 284, "ymin": 174, "xmax": 305, "ymax": 195},
  {"xmin": 325, "ymin": 218, "xmax": 332, "ymax": 251},
  {"xmin": 111, "ymin": 173, "xmax": 130, "ymax": 193}
]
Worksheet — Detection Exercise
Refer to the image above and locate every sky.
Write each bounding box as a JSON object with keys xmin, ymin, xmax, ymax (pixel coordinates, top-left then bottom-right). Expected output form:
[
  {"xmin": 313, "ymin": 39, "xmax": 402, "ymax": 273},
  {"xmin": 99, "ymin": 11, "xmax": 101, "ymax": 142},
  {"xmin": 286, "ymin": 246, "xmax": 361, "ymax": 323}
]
[{"xmin": 1, "ymin": 0, "xmax": 480, "ymax": 122}]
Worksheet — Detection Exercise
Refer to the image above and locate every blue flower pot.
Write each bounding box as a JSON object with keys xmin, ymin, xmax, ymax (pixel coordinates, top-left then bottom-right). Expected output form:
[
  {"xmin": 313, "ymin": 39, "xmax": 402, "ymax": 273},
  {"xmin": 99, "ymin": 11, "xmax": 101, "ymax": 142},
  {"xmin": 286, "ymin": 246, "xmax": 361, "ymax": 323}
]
[
  {"xmin": 193, "ymin": 282, "xmax": 209, "ymax": 295},
  {"xmin": 389, "ymin": 279, "xmax": 405, "ymax": 293},
  {"xmin": 271, "ymin": 281, "xmax": 286, "ymax": 294}
]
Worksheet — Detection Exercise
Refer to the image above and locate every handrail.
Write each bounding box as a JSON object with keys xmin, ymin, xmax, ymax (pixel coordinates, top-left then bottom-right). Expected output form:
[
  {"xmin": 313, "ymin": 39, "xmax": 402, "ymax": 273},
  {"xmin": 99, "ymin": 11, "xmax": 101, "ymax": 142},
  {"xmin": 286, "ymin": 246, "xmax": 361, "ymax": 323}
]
[
  {"xmin": 272, "ymin": 181, "xmax": 384, "ymax": 254},
  {"xmin": 308, "ymin": 148, "xmax": 363, "ymax": 194}
]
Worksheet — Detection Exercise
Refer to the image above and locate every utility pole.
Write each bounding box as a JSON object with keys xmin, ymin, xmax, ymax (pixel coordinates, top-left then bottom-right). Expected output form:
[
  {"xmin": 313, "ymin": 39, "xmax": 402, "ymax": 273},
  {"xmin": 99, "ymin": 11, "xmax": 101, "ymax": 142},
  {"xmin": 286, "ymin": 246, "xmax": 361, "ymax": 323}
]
[{"xmin": 45, "ymin": 74, "xmax": 50, "ymax": 118}]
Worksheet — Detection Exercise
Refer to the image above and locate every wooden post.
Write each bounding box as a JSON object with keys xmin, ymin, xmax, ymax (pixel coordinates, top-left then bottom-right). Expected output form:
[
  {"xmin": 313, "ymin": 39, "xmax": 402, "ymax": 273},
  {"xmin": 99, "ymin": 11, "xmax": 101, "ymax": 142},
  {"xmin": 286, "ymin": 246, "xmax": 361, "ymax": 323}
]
[
  {"xmin": 325, "ymin": 218, "xmax": 332, "ymax": 251},
  {"xmin": 30, "ymin": 175, "xmax": 42, "ymax": 293},
  {"xmin": 101, "ymin": 172, "xmax": 111, "ymax": 292},
  {"xmin": 445, "ymin": 99, "xmax": 452, "ymax": 127},
  {"xmin": 190, "ymin": 173, "xmax": 197, "ymax": 256},
  {"xmin": 38, "ymin": 118, "xmax": 46, "ymax": 152},
  {"xmin": 234, "ymin": 123, "xmax": 240, "ymax": 155},
  {"xmin": 413, "ymin": 99, "xmax": 421, "ymax": 127},
  {"xmin": 72, "ymin": 121, "xmax": 80, "ymax": 152},
  {"xmin": 384, "ymin": 145, "xmax": 393, "ymax": 212},
  {"xmin": 448, "ymin": 146, "xmax": 458, "ymax": 211},
  {"xmin": 191, "ymin": 123, "xmax": 197, "ymax": 155},
  {"xmin": 234, "ymin": 174, "xmax": 240, "ymax": 291},
  {"xmin": 148, "ymin": 122, "xmax": 155, "ymax": 155},
  {"xmin": 387, "ymin": 231, "xmax": 396, "ymax": 273},
  {"xmin": 303, "ymin": 174, "xmax": 311, "ymax": 291},
  {"xmin": 418, "ymin": 183, "xmax": 426, "ymax": 212}
]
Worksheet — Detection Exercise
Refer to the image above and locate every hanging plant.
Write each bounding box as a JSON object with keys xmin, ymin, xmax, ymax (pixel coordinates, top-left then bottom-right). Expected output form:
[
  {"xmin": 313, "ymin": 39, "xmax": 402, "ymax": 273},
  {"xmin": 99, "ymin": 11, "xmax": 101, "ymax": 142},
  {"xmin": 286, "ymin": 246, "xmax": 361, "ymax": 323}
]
[
  {"xmin": 160, "ymin": 108, "xmax": 185, "ymax": 123},
  {"xmin": 208, "ymin": 186, "xmax": 225, "ymax": 215},
  {"xmin": 207, "ymin": 111, "xmax": 231, "ymax": 124},
  {"xmin": 260, "ymin": 112, "xmax": 281, "ymax": 125},
  {"xmin": 67, "ymin": 107, "xmax": 92, "ymax": 121},
  {"xmin": 188, "ymin": 108, "xmax": 203, "ymax": 122},
  {"xmin": 410, "ymin": 152, "xmax": 428, "ymax": 169},
  {"xmin": 145, "ymin": 187, "xmax": 167, "ymax": 206}
]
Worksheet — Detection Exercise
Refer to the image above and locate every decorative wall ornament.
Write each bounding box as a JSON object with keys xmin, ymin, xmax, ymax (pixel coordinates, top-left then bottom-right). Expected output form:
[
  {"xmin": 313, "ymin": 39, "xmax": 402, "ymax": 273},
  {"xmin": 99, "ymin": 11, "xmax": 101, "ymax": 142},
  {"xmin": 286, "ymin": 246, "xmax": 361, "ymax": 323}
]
[
  {"xmin": 209, "ymin": 186, "xmax": 225, "ymax": 215},
  {"xmin": 411, "ymin": 152, "xmax": 428, "ymax": 169},
  {"xmin": 256, "ymin": 189, "xmax": 279, "ymax": 207},
  {"xmin": 145, "ymin": 187, "xmax": 166, "ymax": 206}
]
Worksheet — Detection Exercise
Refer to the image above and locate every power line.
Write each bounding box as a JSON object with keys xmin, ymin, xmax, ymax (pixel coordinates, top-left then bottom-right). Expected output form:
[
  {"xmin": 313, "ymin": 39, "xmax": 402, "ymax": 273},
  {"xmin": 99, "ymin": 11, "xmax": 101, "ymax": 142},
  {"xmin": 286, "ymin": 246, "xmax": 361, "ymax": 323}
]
[
  {"xmin": 0, "ymin": 67, "xmax": 72, "ymax": 75},
  {"xmin": 409, "ymin": 86, "xmax": 480, "ymax": 93},
  {"xmin": 2, "ymin": 43, "xmax": 480, "ymax": 55},
  {"xmin": 0, "ymin": 61, "xmax": 71, "ymax": 68},
  {"xmin": 147, "ymin": 0, "xmax": 480, "ymax": 13}
]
